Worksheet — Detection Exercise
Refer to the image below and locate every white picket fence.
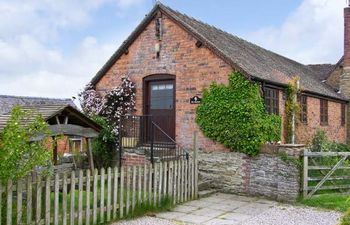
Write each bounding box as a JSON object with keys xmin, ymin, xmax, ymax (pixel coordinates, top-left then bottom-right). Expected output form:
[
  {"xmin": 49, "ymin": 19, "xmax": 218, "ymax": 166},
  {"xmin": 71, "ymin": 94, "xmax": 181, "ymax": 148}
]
[{"xmin": 0, "ymin": 158, "xmax": 198, "ymax": 225}]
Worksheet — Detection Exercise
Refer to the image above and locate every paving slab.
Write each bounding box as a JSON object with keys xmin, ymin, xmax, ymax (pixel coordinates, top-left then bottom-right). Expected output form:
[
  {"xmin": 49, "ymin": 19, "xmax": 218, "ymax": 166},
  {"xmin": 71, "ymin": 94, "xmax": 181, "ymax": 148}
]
[
  {"xmin": 219, "ymin": 212, "xmax": 252, "ymax": 222},
  {"xmin": 180, "ymin": 214, "xmax": 213, "ymax": 224},
  {"xmin": 157, "ymin": 211, "xmax": 188, "ymax": 220},
  {"xmin": 173, "ymin": 205, "xmax": 198, "ymax": 213},
  {"xmin": 191, "ymin": 208, "xmax": 226, "ymax": 217}
]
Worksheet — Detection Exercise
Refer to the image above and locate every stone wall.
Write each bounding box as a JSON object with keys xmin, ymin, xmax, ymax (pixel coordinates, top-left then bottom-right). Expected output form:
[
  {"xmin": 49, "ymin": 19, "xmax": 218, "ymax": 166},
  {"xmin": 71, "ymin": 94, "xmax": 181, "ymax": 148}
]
[{"xmin": 198, "ymin": 144, "xmax": 304, "ymax": 202}]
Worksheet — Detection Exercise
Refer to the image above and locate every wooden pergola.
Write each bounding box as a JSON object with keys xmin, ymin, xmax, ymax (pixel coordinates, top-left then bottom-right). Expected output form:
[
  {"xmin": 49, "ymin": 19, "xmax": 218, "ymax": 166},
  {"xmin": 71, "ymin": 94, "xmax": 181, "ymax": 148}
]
[{"xmin": 0, "ymin": 105, "xmax": 101, "ymax": 171}]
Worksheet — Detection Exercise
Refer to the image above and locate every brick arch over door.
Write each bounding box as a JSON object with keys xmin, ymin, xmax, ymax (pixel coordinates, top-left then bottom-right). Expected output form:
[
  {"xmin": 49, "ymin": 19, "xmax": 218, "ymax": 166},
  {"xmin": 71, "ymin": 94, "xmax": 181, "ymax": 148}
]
[{"xmin": 143, "ymin": 74, "xmax": 176, "ymax": 141}]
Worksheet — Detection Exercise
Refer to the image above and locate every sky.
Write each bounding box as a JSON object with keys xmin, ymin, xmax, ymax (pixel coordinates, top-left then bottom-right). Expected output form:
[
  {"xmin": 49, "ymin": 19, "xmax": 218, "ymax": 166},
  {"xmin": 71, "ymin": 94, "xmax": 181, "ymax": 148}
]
[{"xmin": 0, "ymin": 0, "xmax": 347, "ymax": 100}]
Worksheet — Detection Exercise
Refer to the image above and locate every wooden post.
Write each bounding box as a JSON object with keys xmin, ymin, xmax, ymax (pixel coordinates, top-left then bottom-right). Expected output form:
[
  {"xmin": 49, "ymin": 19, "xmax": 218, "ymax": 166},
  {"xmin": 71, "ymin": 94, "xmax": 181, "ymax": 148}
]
[
  {"xmin": 303, "ymin": 149, "xmax": 309, "ymax": 198},
  {"xmin": 193, "ymin": 131, "xmax": 198, "ymax": 199},
  {"xmin": 70, "ymin": 171, "xmax": 75, "ymax": 225},
  {"xmin": 78, "ymin": 170, "xmax": 84, "ymax": 225},
  {"xmin": 100, "ymin": 168, "xmax": 105, "ymax": 223},
  {"xmin": 126, "ymin": 167, "xmax": 130, "ymax": 215},
  {"xmin": 62, "ymin": 173, "xmax": 68, "ymax": 225},
  {"xmin": 45, "ymin": 176, "xmax": 51, "ymax": 225},
  {"xmin": 36, "ymin": 176, "xmax": 42, "ymax": 225},
  {"xmin": 17, "ymin": 180, "xmax": 23, "ymax": 225},
  {"xmin": 87, "ymin": 138, "xmax": 95, "ymax": 171},
  {"xmin": 54, "ymin": 173, "xmax": 59, "ymax": 225},
  {"xmin": 53, "ymin": 136, "xmax": 58, "ymax": 165},
  {"xmin": 6, "ymin": 180, "xmax": 13, "ymax": 225},
  {"xmin": 107, "ymin": 167, "xmax": 112, "ymax": 221},
  {"xmin": 112, "ymin": 167, "xmax": 118, "ymax": 219},
  {"xmin": 119, "ymin": 166, "xmax": 124, "ymax": 219},
  {"xmin": 132, "ymin": 165, "xmax": 136, "ymax": 212},
  {"xmin": 27, "ymin": 175, "xmax": 33, "ymax": 225},
  {"xmin": 92, "ymin": 170, "xmax": 98, "ymax": 224},
  {"xmin": 86, "ymin": 170, "xmax": 91, "ymax": 225}
]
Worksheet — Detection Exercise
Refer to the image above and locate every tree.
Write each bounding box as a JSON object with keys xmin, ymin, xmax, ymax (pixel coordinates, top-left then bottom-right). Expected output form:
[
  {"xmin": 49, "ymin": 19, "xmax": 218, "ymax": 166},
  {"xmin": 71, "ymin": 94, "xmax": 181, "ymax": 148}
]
[
  {"xmin": 196, "ymin": 71, "xmax": 281, "ymax": 156},
  {"xmin": 0, "ymin": 106, "xmax": 52, "ymax": 182}
]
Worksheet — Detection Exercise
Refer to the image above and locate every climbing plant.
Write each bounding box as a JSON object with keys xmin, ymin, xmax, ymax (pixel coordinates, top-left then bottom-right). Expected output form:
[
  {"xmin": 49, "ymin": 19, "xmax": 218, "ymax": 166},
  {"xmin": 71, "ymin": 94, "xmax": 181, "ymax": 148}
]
[
  {"xmin": 284, "ymin": 77, "xmax": 300, "ymax": 143},
  {"xmin": 196, "ymin": 71, "xmax": 281, "ymax": 156},
  {"xmin": 79, "ymin": 75, "xmax": 136, "ymax": 167}
]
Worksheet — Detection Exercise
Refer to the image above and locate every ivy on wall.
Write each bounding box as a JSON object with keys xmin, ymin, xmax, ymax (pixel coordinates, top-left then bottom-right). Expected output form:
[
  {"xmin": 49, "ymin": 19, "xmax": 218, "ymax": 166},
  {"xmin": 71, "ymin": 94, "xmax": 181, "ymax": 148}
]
[
  {"xmin": 284, "ymin": 77, "xmax": 300, "ymax": 143},
  {"xmin": 196, "ymin": 71, "xmax": 281, "ymax": 156}
]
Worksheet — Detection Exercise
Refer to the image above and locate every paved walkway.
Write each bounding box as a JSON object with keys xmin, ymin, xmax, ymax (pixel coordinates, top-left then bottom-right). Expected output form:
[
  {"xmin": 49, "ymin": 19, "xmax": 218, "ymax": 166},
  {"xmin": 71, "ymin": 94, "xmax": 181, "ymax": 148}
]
[{"xmin": 156, "ymin": 193, "xmax": 341, "ymax": 225}]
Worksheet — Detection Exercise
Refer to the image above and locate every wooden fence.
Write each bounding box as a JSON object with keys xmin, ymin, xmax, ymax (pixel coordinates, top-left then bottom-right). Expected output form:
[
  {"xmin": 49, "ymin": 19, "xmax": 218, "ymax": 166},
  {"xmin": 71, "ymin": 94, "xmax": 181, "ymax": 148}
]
[
  {"xmin": 303, "ymin": 150, "xmax": 350, "ymax": 198},
  {"xmin": 0, "ymin": 157, "xmax": 198, "ymax": 225}
]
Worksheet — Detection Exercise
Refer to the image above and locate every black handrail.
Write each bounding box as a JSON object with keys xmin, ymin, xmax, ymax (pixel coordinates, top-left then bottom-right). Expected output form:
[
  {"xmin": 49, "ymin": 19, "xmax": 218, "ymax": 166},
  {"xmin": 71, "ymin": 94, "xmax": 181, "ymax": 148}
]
[{"xmin": 119, "ymin": 115, "xmax": 189, "ymax": 165}]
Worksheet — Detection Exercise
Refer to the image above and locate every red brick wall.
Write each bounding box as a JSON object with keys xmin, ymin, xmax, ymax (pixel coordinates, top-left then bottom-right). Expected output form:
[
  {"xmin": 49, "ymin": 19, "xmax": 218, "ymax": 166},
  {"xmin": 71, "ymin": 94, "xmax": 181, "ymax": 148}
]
[
  {"xmin": 123, "ymin": 153, "xmax": 150, "ymax": 166},
  {"xmin": 295, "ymin": 96, "xmax": 346, "ymax": 144},
  {"xmin": 96, "ymin": 14, "xmax": 232, "ymax": 152},
  {"xmin": 95, "ymin": 13, "xmax": 346, "ymax": 151}
]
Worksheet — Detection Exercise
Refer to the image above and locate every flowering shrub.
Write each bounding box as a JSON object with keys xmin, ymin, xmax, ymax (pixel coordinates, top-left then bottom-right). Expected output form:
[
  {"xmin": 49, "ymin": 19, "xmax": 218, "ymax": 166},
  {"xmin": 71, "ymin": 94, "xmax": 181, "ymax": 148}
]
[
  {"xmin": 79, "ymin": 76, "xmax": 136, "ymax": 136},
  {"xmin": 79, "ymin": 76, "xmax": 136, "ymax": 167}
]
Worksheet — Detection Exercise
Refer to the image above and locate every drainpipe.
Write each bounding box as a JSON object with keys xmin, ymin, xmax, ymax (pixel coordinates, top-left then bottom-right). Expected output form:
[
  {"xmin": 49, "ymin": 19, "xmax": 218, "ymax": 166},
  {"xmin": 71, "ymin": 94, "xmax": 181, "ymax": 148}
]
[{"xmin": 291, "ymin": 79, "xmax": 300, "ymax": 144}]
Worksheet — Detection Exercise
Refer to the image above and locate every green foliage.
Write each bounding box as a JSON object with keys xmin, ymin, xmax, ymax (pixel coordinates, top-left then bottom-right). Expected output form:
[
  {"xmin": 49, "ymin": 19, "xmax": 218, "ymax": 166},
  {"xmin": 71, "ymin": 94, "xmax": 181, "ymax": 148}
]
[
  {"xmin": 0, "ymin": 106, "xmax": 52, "ymax": 182},
  {"xmin": 341, "ymin": 208, "xmax": 350, "ymax": 225},
  {"xmin": 91, "ymin": 116, "xmax": 118, "ymax": 168},
  {"xmin": 278, "ymin": 152, "xmax": 302, "ymax": 169},
  {"xmin": 124, "ymin": 196, "xmax": 173, "ymax": 219},
  {"xmin": 284, "ymin": 77, "xmax": 300, "ymax": 143},
  {"xmin": 196, "ymin": 71, "xmax": 281, "ymax": 156},
  {"xmin": 298, "ymin": 194, "xmax": 350, "ymax": 212},
  {"xmin": 309, "ymin": 129, "xmax": 350, "ymax": 153}
]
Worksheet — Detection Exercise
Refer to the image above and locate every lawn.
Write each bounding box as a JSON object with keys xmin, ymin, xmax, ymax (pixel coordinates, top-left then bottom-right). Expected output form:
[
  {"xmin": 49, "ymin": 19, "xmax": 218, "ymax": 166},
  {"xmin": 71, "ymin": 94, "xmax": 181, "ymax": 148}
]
[{"xmin": 299, "ymin": 194, "xmax": 350, "ymax": 212}]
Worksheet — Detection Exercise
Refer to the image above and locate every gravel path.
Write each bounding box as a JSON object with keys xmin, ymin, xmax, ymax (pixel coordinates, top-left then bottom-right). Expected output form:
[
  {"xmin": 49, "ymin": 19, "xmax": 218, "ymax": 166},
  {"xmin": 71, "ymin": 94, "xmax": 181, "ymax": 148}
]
[{"xmin": 239, "ymin": 205, "xmax": 342, "ymax": 225}]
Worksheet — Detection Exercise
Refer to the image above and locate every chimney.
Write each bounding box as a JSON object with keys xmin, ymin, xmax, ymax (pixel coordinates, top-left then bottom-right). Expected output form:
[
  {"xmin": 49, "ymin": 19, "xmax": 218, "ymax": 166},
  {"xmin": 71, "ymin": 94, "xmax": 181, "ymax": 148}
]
[{"xmin": 340, "ymin": 5, "xmax": 350, "ymax": 97}]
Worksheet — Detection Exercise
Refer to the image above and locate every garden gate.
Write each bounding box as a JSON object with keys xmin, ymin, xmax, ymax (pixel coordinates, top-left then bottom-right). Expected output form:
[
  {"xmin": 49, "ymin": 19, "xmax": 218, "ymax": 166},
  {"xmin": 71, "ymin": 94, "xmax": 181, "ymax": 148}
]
[{"xmin": 303, "ymin": 149, "xmax": 350, "ymax": 198}]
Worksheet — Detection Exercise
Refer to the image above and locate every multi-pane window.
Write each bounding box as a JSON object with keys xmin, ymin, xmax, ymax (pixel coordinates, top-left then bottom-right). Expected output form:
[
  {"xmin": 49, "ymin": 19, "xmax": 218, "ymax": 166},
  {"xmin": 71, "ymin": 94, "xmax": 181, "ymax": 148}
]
[
  {"xmin": 299, "ymin": 95, "xmax": 307, "ymax": 124},
  {"xmin": 264, "ymin": 88, "xmax": 279, "ymax": 115},
  {"xmin": 341, "ymin": 103, "xmax": 346, "ymax": 126},
  {"xmin": 320, "ymin": 99, "xmax": 328, "ymax": 125}
]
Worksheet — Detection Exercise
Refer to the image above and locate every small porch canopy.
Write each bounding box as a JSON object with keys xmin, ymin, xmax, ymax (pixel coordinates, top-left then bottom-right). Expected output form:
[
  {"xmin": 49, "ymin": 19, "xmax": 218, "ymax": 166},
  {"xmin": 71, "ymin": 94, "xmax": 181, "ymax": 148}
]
[{"xmin": 0, "ymin": 104, "xmax": 101, "ymax": 170}]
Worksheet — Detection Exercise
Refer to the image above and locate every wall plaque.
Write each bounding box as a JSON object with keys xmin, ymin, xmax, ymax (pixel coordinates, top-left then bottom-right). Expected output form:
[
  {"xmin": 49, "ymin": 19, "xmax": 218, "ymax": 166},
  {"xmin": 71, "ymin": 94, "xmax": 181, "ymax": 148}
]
[{"xmin": 190, "ymin": 96, "xmax": 202, "ymax": 104}]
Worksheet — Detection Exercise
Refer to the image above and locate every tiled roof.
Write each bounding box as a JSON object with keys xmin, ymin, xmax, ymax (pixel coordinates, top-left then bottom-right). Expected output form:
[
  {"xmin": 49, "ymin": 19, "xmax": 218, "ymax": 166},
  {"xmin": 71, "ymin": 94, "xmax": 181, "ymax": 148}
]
[
  {"xmin": 0, "ymin": 95, "xmax": 75, "ymax": 115},
  {"xmin": 307, "ymin": 64, "xmax": 336, "ymax": 81},
  {"xmin": 90, "ymin": 3, "xmax": 346, "ymax": 101},
  {"xmin": 0, "ymin": 104, "xmax": 100, "ymax": 132}
]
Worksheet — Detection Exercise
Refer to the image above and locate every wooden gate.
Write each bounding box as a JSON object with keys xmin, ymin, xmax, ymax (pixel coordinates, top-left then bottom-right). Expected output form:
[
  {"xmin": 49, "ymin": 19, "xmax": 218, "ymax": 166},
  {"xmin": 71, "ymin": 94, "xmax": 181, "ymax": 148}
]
[{"xmin": 303, "ymin": 150, "xmax": 350, "ymax": 198}]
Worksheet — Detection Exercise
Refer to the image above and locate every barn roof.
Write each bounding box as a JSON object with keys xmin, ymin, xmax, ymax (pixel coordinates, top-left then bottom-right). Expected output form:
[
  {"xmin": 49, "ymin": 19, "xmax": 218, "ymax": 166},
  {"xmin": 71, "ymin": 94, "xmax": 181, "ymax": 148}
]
[
  {"xmin": 90, "ymin": 3, "xmax": 346, "ymax": 101},
  {"xmin": 0, "ymin": 95, "xmax": 75, "ymax": 115},
  {"xmin": 0, "ymin": 104, "xmax": 101, "ymax": 133}
]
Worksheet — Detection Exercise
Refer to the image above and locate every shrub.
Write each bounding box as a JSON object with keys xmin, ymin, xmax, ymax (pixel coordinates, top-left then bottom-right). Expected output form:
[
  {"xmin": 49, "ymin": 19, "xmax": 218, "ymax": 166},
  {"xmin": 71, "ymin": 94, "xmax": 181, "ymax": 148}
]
[
  {"xmin": 0, "ymin": 106, "xmax": 52, "ymax": 182},
  {"xmin": 196, "ymin": 71, "xmax": 281, "ymax": 156},
  {"xmin": 79, "ymin": 75, "xmax": 136, "ymax": 167},
  {"xmin": 341, "ymin": 208, "xmax": 350, "ymax": 225}
]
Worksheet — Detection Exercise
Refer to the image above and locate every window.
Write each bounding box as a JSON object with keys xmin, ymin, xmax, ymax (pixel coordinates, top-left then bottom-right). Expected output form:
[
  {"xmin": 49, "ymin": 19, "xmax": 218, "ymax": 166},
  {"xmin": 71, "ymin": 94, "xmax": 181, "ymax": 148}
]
[
  {"xmin": 150, "ymin": 83, "xmax": 174, "ymax": 109},
  {"xmin": 320, "ymin": 99, "xmax": 328, "ymax": 125},
  {"xmin": 299, "ymin": 95, "xmax": 308, "ymax": 123},
  {"xmin": 341, "ymin": 103, "xmax": 346, "ymax": 126},
  {"xmin": 264, "ymin": 87, "xmax": 279, "ymax": 115}
]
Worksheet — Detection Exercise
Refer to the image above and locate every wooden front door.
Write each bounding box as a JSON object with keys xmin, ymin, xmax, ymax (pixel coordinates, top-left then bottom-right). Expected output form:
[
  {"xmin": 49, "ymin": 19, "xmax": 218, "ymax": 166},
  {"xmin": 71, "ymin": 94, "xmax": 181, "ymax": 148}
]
[{"xmin": 145, "ymin": 77, "xmax": 175, "ymax": 142}]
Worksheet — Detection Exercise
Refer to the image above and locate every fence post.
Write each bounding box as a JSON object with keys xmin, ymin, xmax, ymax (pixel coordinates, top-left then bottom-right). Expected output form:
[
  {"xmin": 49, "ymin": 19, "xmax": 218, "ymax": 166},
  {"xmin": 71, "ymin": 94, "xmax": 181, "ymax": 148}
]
[
  {"xmin": 150, "ymin": 124, "xmax": 155, "ymax": 164},
  {"xmin": 6, "ymin": 180, "xmax": 13, "ymax": 225},
  {"xmin": 119, "ymin": 117, "xmax": 123, "ymax": 169},
  {"xmin": 303, "ymin": 149, "xmax": 308, "ymax": 198},
  {"xmin": 193, "ymin": 131, "xmax": 198, "ymax": 199}
]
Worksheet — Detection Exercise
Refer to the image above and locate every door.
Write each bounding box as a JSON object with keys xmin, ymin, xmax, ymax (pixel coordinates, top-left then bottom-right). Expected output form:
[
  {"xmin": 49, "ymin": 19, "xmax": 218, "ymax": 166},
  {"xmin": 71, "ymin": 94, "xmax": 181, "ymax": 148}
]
[{"xmin": 145, "ymin": 78, "xmax": 175, "ymax": 142}]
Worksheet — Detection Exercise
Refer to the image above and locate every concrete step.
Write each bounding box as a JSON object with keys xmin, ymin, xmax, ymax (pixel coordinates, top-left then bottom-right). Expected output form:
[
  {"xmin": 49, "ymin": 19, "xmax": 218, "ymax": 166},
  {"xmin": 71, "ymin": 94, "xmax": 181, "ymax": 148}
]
[{"xmin": 198, "ymin": 189, "xmax": 217, "ymax": 198}]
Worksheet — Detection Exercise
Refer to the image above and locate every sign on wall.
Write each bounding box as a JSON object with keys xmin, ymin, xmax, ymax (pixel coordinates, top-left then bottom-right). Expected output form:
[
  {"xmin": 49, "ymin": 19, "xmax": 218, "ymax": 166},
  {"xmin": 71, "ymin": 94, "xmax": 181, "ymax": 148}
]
[{"xmin": 190, "ymin": 96, "xmax": 202, "ymax": 104}]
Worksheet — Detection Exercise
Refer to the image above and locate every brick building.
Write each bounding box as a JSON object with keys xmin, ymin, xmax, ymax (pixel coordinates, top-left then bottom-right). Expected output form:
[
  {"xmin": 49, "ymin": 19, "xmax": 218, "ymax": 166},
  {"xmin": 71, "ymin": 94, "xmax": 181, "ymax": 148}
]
[{"xmin": 89, "ymin": 3, "xmax": 350, "ymax": 151}]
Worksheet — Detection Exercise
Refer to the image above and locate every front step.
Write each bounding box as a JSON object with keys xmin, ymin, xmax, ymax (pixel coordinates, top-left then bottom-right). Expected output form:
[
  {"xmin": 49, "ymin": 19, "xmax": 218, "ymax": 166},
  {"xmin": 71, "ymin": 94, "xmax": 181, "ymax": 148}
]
[{"xmin": 199, "ymin": 189, "xmax": 217, "ymax": 198}]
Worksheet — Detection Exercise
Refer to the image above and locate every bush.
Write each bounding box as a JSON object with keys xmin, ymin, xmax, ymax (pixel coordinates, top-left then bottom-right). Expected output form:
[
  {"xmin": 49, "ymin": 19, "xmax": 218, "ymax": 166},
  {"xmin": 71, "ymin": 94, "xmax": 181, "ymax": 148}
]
[
  {"xmin": 91, "ymin": 116, "xmax": 118, "ymax": 168},
  {"xmin": 196, "ymin": 71, "xmax": 281, "ymax": 156},
  {"xmin": 0, "ymin": 106, "xmax": 52, "ymax": 182},
  {"xmin": 341, "ymin": 208, "xmax": 350, "ymax": 225}
]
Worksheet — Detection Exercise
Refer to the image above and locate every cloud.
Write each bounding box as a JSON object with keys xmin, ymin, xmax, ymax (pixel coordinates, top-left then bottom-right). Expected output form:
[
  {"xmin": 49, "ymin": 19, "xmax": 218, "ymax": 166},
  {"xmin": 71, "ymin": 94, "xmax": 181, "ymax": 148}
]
[
  {"xmin": 0, "ymin": 0, "xmax": 144, "ymax": 99},
  {"xmin": 246, "ymin": 0, "xmax": 345, "ymax": 64}
]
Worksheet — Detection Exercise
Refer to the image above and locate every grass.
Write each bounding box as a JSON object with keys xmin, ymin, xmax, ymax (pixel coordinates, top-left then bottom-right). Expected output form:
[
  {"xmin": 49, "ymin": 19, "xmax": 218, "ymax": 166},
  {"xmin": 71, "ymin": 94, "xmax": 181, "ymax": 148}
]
[{"xmin": 298, "ymin": 193, "xmax": 350, "ymax": 212}]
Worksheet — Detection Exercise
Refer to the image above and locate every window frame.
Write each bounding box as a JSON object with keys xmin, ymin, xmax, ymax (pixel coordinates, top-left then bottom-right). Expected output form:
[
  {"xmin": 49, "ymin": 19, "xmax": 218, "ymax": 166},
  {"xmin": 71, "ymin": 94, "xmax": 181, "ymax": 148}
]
[
  {"xmin": 320, "ymin": 99, "xmax": 328, "ymax": 126},
  {"xmin": 299, "ymin": 95, "xmax": 308, "ymax": 124},
  {"xmin": 264, "ymin": 87, "xmax": 279, "ymax": 115},
  {"xmin": 341, "ymin": 103, "xmax": 346, "ymax": 126}
]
